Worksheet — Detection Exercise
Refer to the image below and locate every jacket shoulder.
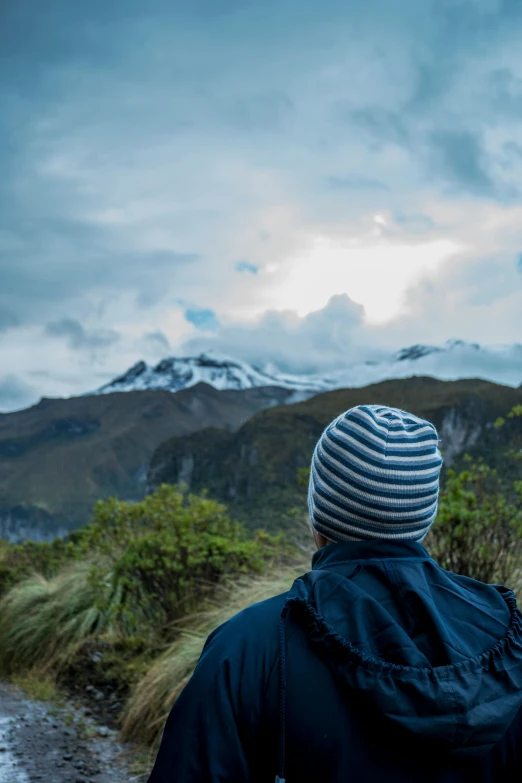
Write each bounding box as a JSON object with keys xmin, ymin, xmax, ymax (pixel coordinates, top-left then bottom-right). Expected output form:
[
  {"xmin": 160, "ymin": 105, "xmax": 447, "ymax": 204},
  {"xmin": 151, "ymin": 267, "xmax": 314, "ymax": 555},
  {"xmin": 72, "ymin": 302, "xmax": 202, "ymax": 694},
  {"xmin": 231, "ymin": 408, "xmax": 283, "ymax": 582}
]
[{"xmin": 203, "ymin": 590, "xmax": 289, "ymax": 659}]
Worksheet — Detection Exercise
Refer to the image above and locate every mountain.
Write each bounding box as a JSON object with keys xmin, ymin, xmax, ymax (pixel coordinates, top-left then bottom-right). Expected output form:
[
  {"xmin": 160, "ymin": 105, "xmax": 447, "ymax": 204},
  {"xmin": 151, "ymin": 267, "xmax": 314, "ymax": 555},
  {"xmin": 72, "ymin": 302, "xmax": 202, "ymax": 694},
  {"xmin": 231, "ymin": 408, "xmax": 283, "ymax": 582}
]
[
  {"xmin": 329, "ymin": 340, "xmax": 522, "ymax": 390},
  {"xmin": 0, "ymin": 383, "xmax": 295, "ymax": 542},
  {"xmin": 147, "ymin": 376, "xmax": 522, "ymax": 533},
  {"xmin": 4, "ymin": 341, "xmax": 522, "ymax": 542},
  {"xmin": 94, "ymin": 352, "xmax": 328, "ymax": 397},
  {"xmin": 93, "ymin": 341, "xmax": 522, "ymax": 397}
]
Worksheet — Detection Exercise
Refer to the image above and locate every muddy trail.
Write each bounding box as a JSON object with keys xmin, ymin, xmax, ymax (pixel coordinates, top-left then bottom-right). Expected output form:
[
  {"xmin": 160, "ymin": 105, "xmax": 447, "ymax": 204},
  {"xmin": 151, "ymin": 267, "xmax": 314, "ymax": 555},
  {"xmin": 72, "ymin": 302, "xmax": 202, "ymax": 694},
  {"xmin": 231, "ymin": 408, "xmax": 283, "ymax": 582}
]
[{"xmin": 0, "ymin": 682, "xmax": 147, "ymax": 783}]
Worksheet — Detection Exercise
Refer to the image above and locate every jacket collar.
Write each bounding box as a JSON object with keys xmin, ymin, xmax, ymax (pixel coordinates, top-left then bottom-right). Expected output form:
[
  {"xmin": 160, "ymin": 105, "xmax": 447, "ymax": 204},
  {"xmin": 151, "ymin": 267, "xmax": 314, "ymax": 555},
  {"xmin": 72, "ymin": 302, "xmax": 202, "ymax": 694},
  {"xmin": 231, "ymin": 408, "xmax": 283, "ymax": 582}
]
[{"xmin": 312, "ymin": 539, "xmax": 432, "ymax": 571}]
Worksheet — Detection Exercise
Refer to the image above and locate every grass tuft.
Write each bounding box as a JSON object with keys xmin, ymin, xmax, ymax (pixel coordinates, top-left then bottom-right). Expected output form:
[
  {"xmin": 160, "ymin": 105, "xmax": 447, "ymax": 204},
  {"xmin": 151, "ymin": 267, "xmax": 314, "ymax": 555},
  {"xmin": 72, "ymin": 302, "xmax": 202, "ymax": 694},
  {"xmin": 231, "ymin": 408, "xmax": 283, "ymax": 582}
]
[
  {"xmin": 0, "ymin": 562, "xmax": 107, "ymax": 674},
  {"xmin": 121, "ymin": 561, "xmax": 307, "ymax": 747},
  {"xmin": 12, "ymin": 671, "xmax": 59, "ymax": 702}
]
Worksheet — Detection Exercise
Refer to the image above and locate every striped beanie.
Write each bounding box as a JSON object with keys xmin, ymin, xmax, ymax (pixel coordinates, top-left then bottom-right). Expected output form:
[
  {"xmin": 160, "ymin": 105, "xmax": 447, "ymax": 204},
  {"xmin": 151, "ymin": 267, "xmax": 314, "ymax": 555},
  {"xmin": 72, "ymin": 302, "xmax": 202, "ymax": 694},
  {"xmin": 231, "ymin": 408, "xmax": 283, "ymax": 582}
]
[{"xmin": 308, "ymin": 405, "xmax": 443, "ymax": 542}]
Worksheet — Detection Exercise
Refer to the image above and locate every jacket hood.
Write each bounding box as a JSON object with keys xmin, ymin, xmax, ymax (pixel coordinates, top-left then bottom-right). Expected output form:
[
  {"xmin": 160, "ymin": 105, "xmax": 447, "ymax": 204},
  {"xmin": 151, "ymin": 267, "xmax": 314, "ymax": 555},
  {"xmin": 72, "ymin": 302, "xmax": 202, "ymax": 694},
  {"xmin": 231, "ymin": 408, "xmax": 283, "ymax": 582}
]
[{"xmin": 283, "ymin": 541, "xmax": 522, "ymax": 755}]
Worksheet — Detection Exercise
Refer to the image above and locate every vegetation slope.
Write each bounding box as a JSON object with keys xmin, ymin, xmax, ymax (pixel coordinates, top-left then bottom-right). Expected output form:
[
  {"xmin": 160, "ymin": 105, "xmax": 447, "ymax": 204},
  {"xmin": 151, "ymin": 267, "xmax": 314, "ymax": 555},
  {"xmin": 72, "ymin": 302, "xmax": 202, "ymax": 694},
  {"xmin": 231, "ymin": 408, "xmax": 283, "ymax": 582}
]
[
  {"xmin": 148, "ymin": 376, "xmax": 522, "ymax": 530},
  {"xmin": 0, "ymin": 383, "xmax": 294, "ymax": 539}
]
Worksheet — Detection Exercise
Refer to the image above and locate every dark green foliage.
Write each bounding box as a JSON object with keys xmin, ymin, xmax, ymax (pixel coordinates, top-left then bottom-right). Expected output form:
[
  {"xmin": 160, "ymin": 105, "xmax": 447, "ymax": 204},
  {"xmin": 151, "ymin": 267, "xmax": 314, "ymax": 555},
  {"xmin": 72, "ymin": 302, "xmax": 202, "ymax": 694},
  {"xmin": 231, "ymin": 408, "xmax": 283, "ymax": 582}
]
[
  {"xmin": 297, "ymin": 467, "xmax": 311, "ymax": 487},
  {"xmin": 492, "ymin": 405, "xmax": 522, "ymax": 466},
  {"xmin": 0, "ymin": 484, "xmax": 282, "ymax": 683},
  {"xmin": 0, "ymin": 537, "xmax": 76, "ymax": 595},
  {"xmin": 425, "ymin": 459, "xmax": 522, "ymax": 590},
  {"xmin": 81, "ymin": 485, "xmax": 279, "ymax": 632}
]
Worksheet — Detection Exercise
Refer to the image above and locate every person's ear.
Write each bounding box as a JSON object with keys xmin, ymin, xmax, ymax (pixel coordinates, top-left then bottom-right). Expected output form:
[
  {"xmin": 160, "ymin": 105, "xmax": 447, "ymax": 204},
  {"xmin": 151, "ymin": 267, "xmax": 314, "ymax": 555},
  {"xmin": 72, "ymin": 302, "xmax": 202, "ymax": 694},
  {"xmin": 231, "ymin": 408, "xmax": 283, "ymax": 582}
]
[{"xmin": 313, "ymin": 528, "xmax": 330, "ymax": 550}]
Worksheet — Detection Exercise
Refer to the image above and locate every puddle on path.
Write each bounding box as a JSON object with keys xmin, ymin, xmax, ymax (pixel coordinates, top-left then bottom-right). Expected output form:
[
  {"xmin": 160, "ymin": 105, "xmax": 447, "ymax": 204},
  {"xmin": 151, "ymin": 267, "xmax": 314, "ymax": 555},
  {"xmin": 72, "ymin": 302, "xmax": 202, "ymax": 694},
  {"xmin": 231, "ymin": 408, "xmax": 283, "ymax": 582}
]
[
  {"xmin": 0, "ymin": 682, "xmax": 141, "ymax": 783},
  {"xmin": 0, "ymin": 714, "xmax": 28, "ymax": 783}
]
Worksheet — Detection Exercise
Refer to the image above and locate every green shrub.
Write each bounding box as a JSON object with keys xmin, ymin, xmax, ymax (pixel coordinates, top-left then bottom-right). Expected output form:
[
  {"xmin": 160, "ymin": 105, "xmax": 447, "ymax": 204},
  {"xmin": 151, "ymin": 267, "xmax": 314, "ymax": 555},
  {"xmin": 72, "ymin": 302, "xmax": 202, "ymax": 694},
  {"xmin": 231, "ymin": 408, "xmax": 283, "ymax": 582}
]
[
  {"xmin": 425, "ymin": 459, "xmax": 522, "ymax": 590},
  {"xmin": 0, "ymin": 485, "xmax": 284, "ymax": 683},
  {"xmin": 84, "ymin": 485, "xmax": 281, "ymax": 633}
]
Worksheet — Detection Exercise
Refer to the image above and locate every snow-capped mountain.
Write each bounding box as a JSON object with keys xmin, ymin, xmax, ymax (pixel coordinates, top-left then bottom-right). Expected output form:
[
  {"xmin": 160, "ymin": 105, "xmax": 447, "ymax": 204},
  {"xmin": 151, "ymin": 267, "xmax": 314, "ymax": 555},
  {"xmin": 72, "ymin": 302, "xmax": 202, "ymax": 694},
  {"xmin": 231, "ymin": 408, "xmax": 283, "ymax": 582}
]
[
  {"xmin": 92, "ymin": 340, "xmax": 522, "ymax": 398},
  {"xmin": 326, "ymin": 340, "xmax": 522, "ymax": 389},
  {"xmin": 94, "ymin": 352, "xmax": 331, "ymax": 396}
]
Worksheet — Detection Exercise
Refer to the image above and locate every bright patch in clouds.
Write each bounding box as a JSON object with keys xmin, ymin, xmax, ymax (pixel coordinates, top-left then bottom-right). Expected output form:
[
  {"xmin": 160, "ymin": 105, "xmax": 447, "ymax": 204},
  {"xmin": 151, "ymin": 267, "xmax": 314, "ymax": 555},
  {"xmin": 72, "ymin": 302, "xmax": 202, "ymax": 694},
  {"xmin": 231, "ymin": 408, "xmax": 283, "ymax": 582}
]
[
  {"xmin": 268, "ymin": 236, "xmax": 463, "ymax": 324},
  {"xmin": 4, "ymin": 0, "xmax": 522, "ymax": 411}
]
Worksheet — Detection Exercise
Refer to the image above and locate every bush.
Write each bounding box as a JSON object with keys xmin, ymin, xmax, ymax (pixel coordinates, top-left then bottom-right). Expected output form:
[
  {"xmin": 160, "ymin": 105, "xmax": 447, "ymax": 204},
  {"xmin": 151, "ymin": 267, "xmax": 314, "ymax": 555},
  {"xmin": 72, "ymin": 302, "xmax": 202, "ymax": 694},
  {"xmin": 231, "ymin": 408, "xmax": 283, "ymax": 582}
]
[
  {"xmin": 84, "ymin": 485, "xmax": 281, "ymax": 633},
  {"xmin": 426, "ymin": 459, "xmax": 522, "ymax": 590},
  {"xmin": 0, "ymin": 485, "xmax": 284, "ymax": 683}
]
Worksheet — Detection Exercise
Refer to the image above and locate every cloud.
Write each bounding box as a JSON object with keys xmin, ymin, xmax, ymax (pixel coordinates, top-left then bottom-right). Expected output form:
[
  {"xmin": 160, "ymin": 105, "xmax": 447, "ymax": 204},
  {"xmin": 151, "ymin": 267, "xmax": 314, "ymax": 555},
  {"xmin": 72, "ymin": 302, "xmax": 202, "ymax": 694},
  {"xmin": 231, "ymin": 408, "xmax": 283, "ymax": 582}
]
[
  {"xmin": 235, "ymin": 260, "xmax": 259, "ymax": 274},
  {"xmin": 0, "ymin": 308, "xmax": 20, "ymax": 332},
  {"xmin": 393, "ymin": 213, "xmax": 436, "ymax": 233},
  {"xmin": 226, "ymin": 92, "xmax": 294, "ymax": 133},
  {"xmin": 503, "ymin": 140, "xmax": 522, "ymax": 159},
  {"xmin": 428, "ymin": 130, "xmax": 495, "ymax": 196},
  {"xmin": 144, "ymin": 330, "xmax": 171, "ymax": 351},
  {"xmin": 184, "ymin": 308, "xmax": 220, "ymax": 332},
  {"xmin": 406, "ymin": 62, "xmax": 454, "ymax": 113},
  {"xmin": 3, "ymin": 0, "xmax": 522, "ymax": 407},
  {"xmin": 395, "ymin": 251, "xmax": 522, "ymax": 345},
  {"xmin": 0, "ymin": 375, "xmax": 38, "ymax": 413},
  {"xmin": 182, "ymin": 241, "xmax": 522, "ymax": 376},
  {"xmin": 326, "ymin": 176, "xmax": 388, "ymax": 191},
  {"xmin": 0, "ymin": 213, "xmax": 198, "ymax": 320},
  {"xmin": 488, "ymin": 68, "xmax": 522, "ymax": 116},
  {"xmin": 345, "ymin": 108, "xmax": 409, "ymax": 147},
  {"xmin": 45, "ymin": 318, "xmax": 120, "ymax": 350},
  {"xmin": 183, "ymin": 294, "xmax": 369, "ymax": 374}
]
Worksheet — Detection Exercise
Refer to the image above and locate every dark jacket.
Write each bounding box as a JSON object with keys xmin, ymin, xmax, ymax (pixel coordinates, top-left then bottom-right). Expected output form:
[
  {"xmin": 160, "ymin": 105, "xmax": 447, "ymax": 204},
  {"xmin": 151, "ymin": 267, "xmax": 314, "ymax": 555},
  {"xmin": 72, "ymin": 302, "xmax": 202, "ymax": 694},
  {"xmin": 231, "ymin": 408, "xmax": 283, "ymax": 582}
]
[{"xmin": 148, "ymin": 540, "xmax": 522, "ymax": 782}]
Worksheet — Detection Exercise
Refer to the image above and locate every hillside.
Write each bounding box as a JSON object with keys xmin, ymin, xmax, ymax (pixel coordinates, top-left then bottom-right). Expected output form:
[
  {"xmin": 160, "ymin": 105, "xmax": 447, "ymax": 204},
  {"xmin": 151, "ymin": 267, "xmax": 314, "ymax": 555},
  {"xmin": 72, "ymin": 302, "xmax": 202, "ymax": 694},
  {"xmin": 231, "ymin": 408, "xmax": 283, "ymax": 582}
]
[
  {"xmin": 0, "ymin": 383, "xmax": 294, "ymax": 541},
  {"xmin": 148, "ymin": 376, "xmax": 522, "ymax": 531}
]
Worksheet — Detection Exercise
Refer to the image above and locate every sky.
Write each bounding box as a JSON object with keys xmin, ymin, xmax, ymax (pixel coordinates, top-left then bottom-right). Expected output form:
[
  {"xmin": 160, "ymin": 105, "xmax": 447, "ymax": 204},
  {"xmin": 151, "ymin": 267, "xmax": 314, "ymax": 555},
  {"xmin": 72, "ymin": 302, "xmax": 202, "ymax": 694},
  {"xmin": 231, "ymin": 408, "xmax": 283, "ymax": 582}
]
[{"xmin": 2, "ymin": 0, "xmax": 522, "ymax": 411}]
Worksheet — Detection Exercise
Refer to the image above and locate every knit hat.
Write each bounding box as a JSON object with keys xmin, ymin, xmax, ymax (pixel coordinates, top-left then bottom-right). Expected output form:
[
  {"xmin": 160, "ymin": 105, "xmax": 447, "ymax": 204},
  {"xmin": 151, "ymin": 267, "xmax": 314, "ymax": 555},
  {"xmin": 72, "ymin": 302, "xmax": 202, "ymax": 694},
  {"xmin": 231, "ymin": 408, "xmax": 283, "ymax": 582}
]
[{"xmin": 308, "ymin": 405, "xmax": 443, "ymax": 542}]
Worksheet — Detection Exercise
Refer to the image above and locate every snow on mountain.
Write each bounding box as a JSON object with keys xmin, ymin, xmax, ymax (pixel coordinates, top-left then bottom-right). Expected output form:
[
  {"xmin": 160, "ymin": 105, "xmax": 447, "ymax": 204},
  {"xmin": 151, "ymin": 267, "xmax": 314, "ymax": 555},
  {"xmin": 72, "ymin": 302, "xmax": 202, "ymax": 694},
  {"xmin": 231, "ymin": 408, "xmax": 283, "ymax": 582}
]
[
  {"xmin": 92, "ymin": 341, "xmax": 522, "ymax": 398},
  {"xmin": 323, "ymin": 340, "xmax": 522, "ymax": 390},
  {"xmin": 93, "ymin": 352, "xmax": 331, "ymax": 396}
]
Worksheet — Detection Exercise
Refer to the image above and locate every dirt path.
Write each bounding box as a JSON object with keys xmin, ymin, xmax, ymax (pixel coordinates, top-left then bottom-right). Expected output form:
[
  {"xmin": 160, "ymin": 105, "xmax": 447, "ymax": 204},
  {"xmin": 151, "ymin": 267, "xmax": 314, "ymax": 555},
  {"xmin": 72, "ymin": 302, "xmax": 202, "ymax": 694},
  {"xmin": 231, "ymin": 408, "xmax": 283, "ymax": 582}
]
[{"xmin": 0, "ymin": 682, "xmax": 145, "ymax": 783}]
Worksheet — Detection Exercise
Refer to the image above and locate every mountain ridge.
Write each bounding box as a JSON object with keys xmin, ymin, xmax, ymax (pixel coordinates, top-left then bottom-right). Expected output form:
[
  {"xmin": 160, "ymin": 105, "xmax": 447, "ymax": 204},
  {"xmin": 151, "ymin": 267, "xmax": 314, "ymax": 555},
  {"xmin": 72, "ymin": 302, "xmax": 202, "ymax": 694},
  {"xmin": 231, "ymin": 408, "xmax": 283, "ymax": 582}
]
[
  {"xmin": 2, "ymin": 361, "xmax": 522, "ymax": 541},
  {"xmin": 93, "ymin": 352, "xmax": 327, "ymax": 397},
  {"xmin": 92, "ymin": 340, "xmax": 522, "ymax": 399},
  {"xmin": 0, "ymin": 383, "xmax": 295, "ymax": 541},
  {"xmin": 147, "ymin": 376, "xmax": 522, "ymax": 532}
]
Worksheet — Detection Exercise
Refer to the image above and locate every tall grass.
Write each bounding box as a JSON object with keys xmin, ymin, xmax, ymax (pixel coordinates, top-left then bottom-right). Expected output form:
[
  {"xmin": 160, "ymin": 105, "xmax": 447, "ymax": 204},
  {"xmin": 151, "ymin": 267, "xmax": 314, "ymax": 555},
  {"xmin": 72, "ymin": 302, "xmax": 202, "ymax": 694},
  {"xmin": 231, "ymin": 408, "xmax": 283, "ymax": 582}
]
[
  {"xmin": 121, "ymin": 561, "xmax": 307, "ymax": 747},
  {"xmin": 0, "ymin": 561, "xmax": 108, "ymax": 673},
  {"xmin": 0, "ymin": 485, "xmax": 282, "ymax": 684}
]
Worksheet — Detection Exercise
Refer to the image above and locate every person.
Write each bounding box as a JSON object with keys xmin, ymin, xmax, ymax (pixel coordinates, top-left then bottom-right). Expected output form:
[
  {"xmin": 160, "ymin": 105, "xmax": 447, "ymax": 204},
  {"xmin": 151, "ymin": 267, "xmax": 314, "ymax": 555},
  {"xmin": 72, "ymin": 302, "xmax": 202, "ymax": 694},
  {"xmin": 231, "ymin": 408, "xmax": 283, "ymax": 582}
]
[{"xmin": 148, "ymin": 405, "xmax": 522, "ymax": 782}]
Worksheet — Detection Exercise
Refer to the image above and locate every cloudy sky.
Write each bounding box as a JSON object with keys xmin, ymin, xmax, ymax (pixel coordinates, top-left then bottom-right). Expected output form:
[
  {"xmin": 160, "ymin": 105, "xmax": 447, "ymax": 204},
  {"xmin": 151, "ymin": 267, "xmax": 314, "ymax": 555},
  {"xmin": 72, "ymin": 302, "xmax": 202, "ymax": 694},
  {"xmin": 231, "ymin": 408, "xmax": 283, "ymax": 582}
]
[{"xmin": 2, "ymin": 0, "xmax": 522, "ymax": 411}]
